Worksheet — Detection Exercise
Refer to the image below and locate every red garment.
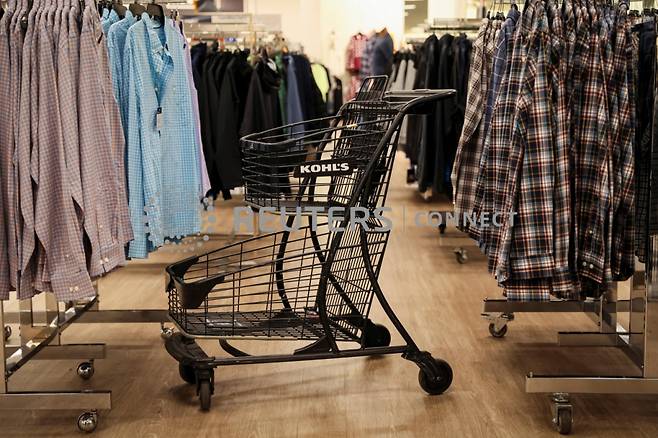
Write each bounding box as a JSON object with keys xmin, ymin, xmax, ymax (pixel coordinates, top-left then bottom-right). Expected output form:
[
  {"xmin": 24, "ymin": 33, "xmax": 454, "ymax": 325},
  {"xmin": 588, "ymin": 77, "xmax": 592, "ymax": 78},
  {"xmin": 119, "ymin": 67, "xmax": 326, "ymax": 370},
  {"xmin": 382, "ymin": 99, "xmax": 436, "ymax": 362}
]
[{"xmin": 345, "ymin": 33, "xmax": 368, "ymax": 100}]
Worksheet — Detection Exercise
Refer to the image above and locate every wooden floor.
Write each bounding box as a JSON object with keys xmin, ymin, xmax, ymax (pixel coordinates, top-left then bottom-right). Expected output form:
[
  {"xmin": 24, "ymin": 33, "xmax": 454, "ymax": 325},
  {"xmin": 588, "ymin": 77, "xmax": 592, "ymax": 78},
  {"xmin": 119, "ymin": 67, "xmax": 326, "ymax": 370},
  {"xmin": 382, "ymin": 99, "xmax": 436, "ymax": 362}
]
[{"xmin": 2, "ymin": 153, "xmax": 658, "ymax": 437}]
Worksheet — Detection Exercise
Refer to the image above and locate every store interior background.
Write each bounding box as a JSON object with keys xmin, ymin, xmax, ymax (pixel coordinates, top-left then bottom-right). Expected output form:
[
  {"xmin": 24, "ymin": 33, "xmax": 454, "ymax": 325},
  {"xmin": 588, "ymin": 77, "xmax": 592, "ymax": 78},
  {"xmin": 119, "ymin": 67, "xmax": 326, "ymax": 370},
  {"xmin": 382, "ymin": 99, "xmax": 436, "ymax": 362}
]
[
  {"xmin": 237, "ymin": 0, "xmax": 481, "ymax": 83},
  {"xmin": 5, "ymin": 0, "xmax": 658, "ymax": 436}
]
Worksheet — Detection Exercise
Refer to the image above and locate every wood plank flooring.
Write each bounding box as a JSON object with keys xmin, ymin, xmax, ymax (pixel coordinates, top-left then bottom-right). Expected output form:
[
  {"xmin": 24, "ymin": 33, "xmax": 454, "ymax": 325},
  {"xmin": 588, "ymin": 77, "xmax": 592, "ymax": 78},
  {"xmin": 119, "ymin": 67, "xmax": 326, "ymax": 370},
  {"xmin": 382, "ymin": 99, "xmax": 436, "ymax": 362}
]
[{"xmin": 1, "ymin": 153, "xmax": 657, "ymax": 437}]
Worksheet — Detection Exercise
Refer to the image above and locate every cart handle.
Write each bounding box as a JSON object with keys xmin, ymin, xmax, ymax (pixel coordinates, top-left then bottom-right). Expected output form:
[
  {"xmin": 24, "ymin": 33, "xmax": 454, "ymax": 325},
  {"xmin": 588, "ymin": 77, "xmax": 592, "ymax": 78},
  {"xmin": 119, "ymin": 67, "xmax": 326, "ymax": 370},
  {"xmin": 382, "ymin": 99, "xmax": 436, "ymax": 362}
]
[{"xmin": 384, "ymin": 89, "xmax": 456, "ymax": 115}]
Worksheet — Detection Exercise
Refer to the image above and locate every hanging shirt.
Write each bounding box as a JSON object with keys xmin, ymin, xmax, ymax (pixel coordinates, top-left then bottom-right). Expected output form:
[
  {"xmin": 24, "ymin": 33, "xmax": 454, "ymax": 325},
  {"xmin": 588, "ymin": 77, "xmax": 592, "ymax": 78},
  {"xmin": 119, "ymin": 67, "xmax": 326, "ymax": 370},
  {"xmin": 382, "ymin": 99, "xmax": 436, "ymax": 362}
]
[
  {"xmin": 285, "ymin": 55, "xmax": 305, "ymax": 135},
  {"xmin": 0, "ymin": 1, "xmax": 14, "ymax": 298},
  {"xmin": 124, "ymin": 14, "xmax": 202, "ymax": 259},
  {"xmin": 311, "ymin": 63, "xmax": 330, "ymax": 102},
  {"xmin": 102, "ymin": 9, "xmax": 119, "ymax": 36},
  {"xmin": 176, "ymin": 22, "xmax": 211, "ymax": 196},
  {"xmin": 107, "ymin": 9, "xmax": 136, "ymax": 137}
]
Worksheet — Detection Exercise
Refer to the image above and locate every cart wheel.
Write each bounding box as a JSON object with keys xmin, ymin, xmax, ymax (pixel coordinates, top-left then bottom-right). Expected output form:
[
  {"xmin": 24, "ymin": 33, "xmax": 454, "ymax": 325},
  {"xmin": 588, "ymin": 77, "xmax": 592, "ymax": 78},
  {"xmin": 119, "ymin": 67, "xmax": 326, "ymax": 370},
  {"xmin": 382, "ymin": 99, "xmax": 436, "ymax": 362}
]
[
  {"xmin": 363, "ymin": 321, "xmax": 391, "ymax": 348},
  {"xmin": 77, "ymin": 361, "xmax": 95, "ymax": 380},
  {"xmin": 418, "ymin": 357, "xmax": 453, "ymax": 395},
  {"xmin": 454, "ymin": 248, "xmax": 468, "ymax": 264},
  {"xmin": 488, "ymin": 323, "xmax": 508, "ymax": 338},
  {"xmin": 179, "ymin": 363, "xmax": 196, "ymax": 385},
  {"xmin": 77, "ymin": 411, "xmax": 98, "ymax": 433},
  {"xmin": 438, "ymin": 223, "xmax": 446, "ymax": 235},
  {"xmin": 198, "ymin": 379, "xmax": 212, "ymax": 411},
  {"xmin": 4, "ymin": 325, "xmax": 11, "ymax": 341},
  {"xmin": 555, "ymin": 407, "xmax": 573, "ymax": 435}
]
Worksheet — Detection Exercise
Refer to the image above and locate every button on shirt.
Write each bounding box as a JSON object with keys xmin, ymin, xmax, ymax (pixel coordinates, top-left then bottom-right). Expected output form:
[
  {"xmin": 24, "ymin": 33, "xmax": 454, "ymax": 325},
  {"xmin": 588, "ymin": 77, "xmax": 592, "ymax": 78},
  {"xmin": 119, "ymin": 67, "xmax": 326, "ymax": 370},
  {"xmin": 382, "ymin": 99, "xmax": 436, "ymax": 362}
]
[{"xmin": 125, "ymin": 14, "xmax": 202, "ymax": 258}]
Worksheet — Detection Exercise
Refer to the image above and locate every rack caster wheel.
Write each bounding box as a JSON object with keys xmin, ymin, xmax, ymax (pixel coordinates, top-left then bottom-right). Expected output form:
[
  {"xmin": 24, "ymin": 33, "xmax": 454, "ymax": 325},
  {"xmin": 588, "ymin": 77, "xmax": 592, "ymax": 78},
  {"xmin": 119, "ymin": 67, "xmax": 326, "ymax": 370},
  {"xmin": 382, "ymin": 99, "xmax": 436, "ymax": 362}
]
[
  {"xmin": 417, "ymin": 355, "xmax": 453, "ymax": 395},
  {"xmin": 179, "ymin": 363, "xmax": 196, "ymax": 385},
  {"xmin": 363, "ymin": 321, "xmax": 391, "ymax": 348},
  {"xmin": 77, "ymin": 361, "xmax": 95, "ymax": 380},
  {"xmin": 4, "ymin": 325, "xmax": 11, "ymax": 341},
  {"xmin": 438, "ymin": 223, "xmax": 446, "ymax": 234},
  {"xmin": 77, "ymin": 411, "xmax": 98, "ymax": 433},
  {"xmin": 454, "ymin": 248, "xmax": 468, "ymax": 264},
  {"xmin": 488, "ymin": 322, "xmax": 508, "ymax": 338},
  {"xmin": 552, "ymin": 393, "xmax": 573, "ymax": 435},
  {"xmin": 160, "ymin": 323, "xmax": 174, "ymax": 340},
  {"xmin": 198, "ymin": 379, "xmax": 213, "ymax": 411}
]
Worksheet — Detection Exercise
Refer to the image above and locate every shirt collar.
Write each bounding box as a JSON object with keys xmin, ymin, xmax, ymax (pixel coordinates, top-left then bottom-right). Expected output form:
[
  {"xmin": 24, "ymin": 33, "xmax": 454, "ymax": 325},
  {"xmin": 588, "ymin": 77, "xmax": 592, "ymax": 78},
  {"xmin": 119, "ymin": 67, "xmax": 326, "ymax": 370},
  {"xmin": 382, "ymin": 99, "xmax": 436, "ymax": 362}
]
[
  {"xmin": 141, "ymin": 12, "xmax": 172, "ymax": 55},
  {"xmin": 108, "ymin": 9, "xmax": 119, "ymax": 24},
  {"xmin": 122, "ymin": 9, "xmax": 135, "ymax": 25}
]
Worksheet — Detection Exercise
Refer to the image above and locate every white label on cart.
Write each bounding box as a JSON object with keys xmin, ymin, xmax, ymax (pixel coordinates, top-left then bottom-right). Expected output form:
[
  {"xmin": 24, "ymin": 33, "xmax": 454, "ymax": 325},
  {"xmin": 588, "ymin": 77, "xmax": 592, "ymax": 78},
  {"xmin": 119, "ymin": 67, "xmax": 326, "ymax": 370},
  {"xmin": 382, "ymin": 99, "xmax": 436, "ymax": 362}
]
[{"xmin": 294, "ymin": 159, "xmax": 353, "ymax": 178}]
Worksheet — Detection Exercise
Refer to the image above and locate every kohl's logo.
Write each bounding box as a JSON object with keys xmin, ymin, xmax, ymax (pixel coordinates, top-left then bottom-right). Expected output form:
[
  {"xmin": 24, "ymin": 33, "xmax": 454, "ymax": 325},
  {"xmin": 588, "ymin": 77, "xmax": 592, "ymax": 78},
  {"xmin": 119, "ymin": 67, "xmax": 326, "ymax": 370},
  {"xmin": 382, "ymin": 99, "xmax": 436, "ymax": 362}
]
[{"xmin": 294, "ymin": 159, "xmax": 353, "ymax": 178}]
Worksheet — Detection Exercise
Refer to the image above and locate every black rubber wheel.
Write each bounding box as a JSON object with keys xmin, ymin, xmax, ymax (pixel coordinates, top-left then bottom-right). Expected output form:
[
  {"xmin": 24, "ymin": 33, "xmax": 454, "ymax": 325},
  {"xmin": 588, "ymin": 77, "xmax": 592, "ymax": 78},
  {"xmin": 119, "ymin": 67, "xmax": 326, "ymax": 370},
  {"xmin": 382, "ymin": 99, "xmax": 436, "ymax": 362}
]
[
  {"xmin": 4, "ymin": 325, "xmax": 11, "ymax": 341},
  {"xmin": 488, "ymin": 323, "xmax": 508, "ymax": 338},
  {"xmin": 438, "ymin": 223, "xmax": 446, "ymax": 234},
  {"xmin": 455, "ymin": 250, "xmax": 468, "ymax": 264},
  {"xmin": 363, "ymin": 321, "xmax": 391, "ymax": 348},
  {"xmin": 418, "ymin": 358, "xmax": 453, "ymax": 395},
  {"xmin": 179, "ymin": 363, "xmax": 196, "ymax": 385},
  {"xmin": 199, "ymin": 380, "xmax": 212, "ymax": 411},
  {"xmin": 556, "ymin": 409, "xmax": 573, "ymax": 435}
]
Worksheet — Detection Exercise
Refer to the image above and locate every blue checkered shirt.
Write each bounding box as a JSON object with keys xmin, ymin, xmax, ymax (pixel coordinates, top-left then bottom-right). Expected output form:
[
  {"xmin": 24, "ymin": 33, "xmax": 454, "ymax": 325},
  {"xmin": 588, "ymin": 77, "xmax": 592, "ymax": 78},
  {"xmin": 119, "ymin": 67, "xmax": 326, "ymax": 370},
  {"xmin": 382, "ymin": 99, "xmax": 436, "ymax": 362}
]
[
  {"xmin": 107, "ymin": 9, "xmax": 136, "ymax": 138},
  {"xmin": 124, "ymin": 14, "xmax": 202, "ymax": 258},
  {"xmin": 101, "ymin": 9, "xmax": 118, "ymax": 36}
]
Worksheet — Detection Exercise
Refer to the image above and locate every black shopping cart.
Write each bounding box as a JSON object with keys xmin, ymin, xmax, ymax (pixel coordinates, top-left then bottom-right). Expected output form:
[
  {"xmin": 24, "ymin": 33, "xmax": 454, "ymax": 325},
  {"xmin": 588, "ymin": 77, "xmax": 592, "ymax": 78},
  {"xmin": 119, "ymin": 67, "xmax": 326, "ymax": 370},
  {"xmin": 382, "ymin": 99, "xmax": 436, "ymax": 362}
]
[{"xmin": 164, "ymin": 77, "xmax": 456, "ymax": 410}]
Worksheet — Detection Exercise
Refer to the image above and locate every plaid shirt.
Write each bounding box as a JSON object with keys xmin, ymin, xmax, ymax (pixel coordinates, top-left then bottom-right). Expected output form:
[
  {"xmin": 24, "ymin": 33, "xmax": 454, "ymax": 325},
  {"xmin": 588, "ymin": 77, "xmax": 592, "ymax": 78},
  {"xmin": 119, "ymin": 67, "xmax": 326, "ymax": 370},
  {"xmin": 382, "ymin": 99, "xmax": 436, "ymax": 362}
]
[
  {"xmin": 452, "ymin": 1, "xmax": 639, "ymax": 301},
  {"xmin": 478, "ymin": 4, "xmax": 535, "ymax": 274},
  {"xmin": 0, "ymin": 3, "xmax": 11, "ymax": 299},
  {"xmin": 498, "ymin": 1, "xmax": 556, "ymax": 299},
  {"xmin": 452, "ymin": 19, "xmax": 491, "ymax": 237}
]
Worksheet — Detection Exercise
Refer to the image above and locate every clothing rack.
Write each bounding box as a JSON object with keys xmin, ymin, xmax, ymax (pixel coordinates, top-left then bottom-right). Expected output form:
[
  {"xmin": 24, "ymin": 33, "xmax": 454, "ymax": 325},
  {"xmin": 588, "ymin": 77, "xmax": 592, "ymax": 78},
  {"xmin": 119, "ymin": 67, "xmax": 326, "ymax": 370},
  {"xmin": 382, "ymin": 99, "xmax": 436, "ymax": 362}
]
[
  {"xmin": 479, "ymin": 10, "xmax": 658, "ymax": 433},
  {"xmin": 427, "ymin": 18, "xmax": 482, "ymax": 32},
  {"xmin": 0, "ymin": 1, "xmax": 203, "ymax": 431},
  {"xmin": 0, "ymin": 285, "xmax": 169, "ymax": 432}
]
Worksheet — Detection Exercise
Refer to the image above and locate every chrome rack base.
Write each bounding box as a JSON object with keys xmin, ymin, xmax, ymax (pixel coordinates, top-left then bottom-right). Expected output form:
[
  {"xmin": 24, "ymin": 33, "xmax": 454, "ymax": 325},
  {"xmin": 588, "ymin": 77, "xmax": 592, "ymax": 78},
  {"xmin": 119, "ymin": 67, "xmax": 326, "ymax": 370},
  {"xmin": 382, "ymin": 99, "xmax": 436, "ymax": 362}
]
[{"xmin": 526, "ymin": 375, "xmax": 658, "ymax": 394}]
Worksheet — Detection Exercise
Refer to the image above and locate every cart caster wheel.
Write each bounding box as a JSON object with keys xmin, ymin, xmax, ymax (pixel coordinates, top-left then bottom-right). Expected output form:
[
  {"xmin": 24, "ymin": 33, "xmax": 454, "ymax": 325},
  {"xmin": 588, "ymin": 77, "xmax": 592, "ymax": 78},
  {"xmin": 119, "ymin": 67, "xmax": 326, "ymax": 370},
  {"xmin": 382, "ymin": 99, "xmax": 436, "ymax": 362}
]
[
  {"xmin": 418, "ymin": 356, "xmax": 453, "ymax": 395},
  {"xmin": 363, "ymin": 321, "xmax": 391, "ymax": 348},
  {"xmin": 77, "ymin": 361, "xmax": 95, "ymax": 380},
  {"xmin": 77, "ymin": 411, "xmax": 98, "ymax": 433},
  {"xmin": 198, "ymin": 379, "xmax": 212, "ymax": 411},
  {"xmin": 4, "ymin": 325, "xmax": 10, "ymax": 341},
  {"xmin": 454, "ymin": 248, "xmax": 468, "ymax": 264},
  {"xmin": 554, "ymin": 407, "xmax": 573, "ymax": 435},
  {"xmin": 438, "ymin": 223, "xmax": 446, "ymax": 234},
  {"xmin": 160, "ymin": 324, "xmax": 174, "ymax": 340},
  {"xmin": 488, "ymin": 322, "xmax": 508, "ymax": 338},
  {"xmin": 179, "ymin": 363, "xmax": 196, "ymax": 385}
]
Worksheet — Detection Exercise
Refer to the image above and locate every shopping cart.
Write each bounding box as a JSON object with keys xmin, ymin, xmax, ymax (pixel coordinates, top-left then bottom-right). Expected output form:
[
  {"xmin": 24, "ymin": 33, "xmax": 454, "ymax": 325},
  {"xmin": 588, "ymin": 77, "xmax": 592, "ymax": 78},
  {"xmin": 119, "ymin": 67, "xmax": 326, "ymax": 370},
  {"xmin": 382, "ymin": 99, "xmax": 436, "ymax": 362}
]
[{"xmin": 164, "ymin": 77, "xmax": 456, "ymax": 410}]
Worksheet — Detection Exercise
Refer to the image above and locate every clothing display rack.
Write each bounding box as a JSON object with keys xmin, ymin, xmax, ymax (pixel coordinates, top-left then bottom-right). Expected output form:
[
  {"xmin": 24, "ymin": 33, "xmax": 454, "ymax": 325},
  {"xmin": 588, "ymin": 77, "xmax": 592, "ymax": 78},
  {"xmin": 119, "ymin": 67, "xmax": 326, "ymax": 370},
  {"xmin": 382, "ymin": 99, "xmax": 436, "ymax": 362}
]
[
  {"xmin": 418, "ymin": 18, "xmax": 481, "ymax": 263},
  {"xmin": 0, "ymin": 0, "xmax": 194, "ymax": 432},
  {"xmin": 477, "ymin": 2, "xmax": 658, "ymax": 434},
  {"xmin": 0, "ymin": 286, "xmax": 169, "ymax": 432}
]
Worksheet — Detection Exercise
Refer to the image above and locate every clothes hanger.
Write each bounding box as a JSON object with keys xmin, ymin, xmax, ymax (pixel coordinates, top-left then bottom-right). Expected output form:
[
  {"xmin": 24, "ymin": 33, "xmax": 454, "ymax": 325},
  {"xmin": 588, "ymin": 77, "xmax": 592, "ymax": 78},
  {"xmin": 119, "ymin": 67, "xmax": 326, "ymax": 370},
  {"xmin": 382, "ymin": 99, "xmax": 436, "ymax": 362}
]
[
  {"xmin": 129, "ymin": 1, "xmax": 145, "ymax": 17},
  {"xmin": 146, "ymin": 0, "xmax": 164, "ymax": 23},
  {"xmin": 20, "ymin": 0, "xmax": 31, "ymax": 30},
  {"xmin": 112, "ymin": 0, "xmax": 127, "ymax": 18}
]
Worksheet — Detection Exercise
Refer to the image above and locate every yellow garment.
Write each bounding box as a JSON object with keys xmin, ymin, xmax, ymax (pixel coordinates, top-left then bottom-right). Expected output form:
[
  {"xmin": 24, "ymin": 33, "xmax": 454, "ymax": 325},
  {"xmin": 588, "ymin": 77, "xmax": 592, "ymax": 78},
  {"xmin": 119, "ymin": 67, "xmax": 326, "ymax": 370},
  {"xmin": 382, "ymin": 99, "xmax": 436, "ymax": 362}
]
[{"xmin": 311, "ymin": 63, "xmax": 330, "ymax": 102}]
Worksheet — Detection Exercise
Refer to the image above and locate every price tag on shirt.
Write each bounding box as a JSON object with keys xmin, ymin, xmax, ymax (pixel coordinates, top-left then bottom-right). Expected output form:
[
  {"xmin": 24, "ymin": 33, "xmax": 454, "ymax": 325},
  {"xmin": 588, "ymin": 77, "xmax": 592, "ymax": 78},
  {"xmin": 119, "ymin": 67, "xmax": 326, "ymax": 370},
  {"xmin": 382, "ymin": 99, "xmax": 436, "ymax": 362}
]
[{"xmin": 156, "ymin": 107, "xmax": 163, "ymax": 130}]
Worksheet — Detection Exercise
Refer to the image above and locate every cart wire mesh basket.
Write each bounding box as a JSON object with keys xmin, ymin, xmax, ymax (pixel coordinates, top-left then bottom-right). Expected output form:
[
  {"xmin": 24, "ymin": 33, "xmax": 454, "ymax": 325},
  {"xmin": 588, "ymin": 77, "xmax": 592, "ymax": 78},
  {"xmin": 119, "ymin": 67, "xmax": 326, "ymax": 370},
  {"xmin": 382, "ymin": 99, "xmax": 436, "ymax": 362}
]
[{"xmin": 164, "ymin": 77, "xmax": 456, "ymax": 410}]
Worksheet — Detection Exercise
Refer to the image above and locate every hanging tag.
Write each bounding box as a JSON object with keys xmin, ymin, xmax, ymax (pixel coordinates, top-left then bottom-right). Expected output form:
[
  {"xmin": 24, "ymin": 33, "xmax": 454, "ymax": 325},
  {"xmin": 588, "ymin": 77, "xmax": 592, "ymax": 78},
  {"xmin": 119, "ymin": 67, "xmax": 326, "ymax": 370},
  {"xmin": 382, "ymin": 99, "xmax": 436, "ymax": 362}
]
[{"xmin": 156, "ymin": 107, "xmax": 163, "ymax": 130}]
